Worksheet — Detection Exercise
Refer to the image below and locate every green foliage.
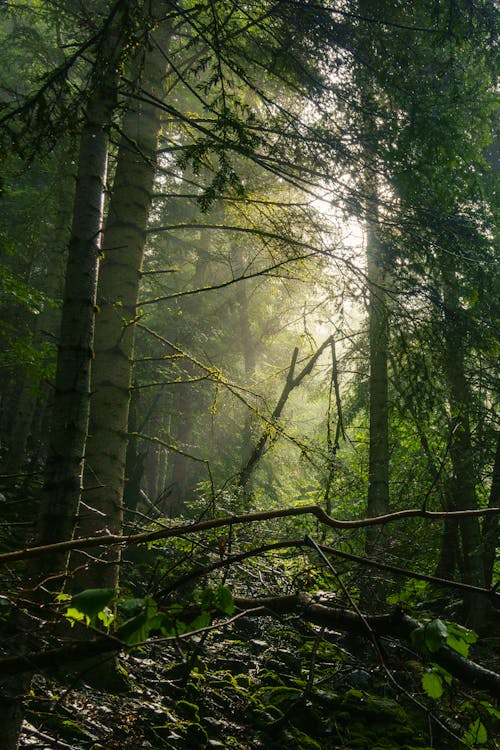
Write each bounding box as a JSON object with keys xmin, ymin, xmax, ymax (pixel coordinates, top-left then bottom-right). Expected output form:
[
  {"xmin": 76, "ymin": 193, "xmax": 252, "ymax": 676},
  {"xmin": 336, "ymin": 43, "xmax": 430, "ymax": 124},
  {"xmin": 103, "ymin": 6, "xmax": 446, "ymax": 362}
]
[
  {"xmin": 58, "ymin": 588, "xmax": 116, "ymax": 628},
  {"xmin": 194, "ymin": 584, "xmax": 235, "ymax": 616},
  {"xmin": 421, "ymin": 671, "xmax": 444, "ymax": 700},
  {"xmin": 445, "ymin": 622, "xmax": 478, "ymax": 658},
  {"xmin": 411, "ymin": 619, "xmax": 448, "ymax": 655},
  {"xmin": 464, "ymin": 718, "xmax": 488, "ymax": 747}
]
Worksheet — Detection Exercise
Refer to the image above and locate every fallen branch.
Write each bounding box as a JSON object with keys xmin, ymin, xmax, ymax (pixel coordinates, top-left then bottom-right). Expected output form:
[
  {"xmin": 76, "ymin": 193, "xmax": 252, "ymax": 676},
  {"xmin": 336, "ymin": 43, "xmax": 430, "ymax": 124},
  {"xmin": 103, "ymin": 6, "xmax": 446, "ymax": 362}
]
[
  {"xmin": 157, "ymin": 537, "xmax": 496, "ymax": 600},
  {"xmin": 0, "ymin": 594, "xmax": 498, "ymax": 697},
  {"xmin": 0, "ymin": 504, "xmax": 498, "ymax": 565}
]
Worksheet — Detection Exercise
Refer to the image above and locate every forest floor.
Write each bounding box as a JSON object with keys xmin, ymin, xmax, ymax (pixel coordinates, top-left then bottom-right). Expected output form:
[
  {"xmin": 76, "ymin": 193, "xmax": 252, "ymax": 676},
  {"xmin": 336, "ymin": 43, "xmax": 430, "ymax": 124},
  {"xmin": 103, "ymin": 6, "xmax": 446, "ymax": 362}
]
[{"xmin": 18, "ymin": 613, "xmax": 500, "ymax": 750}]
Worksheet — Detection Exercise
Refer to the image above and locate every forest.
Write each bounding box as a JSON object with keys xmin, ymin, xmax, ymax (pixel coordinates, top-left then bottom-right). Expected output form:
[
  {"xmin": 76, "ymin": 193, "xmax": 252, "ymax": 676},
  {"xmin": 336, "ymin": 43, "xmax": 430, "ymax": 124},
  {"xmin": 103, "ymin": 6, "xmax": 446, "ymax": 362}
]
[{"xmin": 0, "ymin": 0, "xmax": 498, "ymax": 748}]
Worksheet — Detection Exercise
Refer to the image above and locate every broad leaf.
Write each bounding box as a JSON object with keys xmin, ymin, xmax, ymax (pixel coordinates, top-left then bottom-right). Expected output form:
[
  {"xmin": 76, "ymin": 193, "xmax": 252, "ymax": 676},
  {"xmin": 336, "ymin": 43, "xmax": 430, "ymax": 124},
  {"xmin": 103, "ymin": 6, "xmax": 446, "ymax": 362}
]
[
  {"xmin": 424, "ymin": 619, "xmax": 448, "ymax": 653},
  {"xmin": 464, "ymin": 718, "xmax": 487, "ymax": 746},
  {"xmin": 70, "ymin": 588, "xmax": 116, "ymax": 620},
  {"xmin": 422, "ymin": 672, "xmax": 444, "ymax": 699},
  {"xmin": 214, "ymin": 585, "xmax": 235, "ymax": 615}
]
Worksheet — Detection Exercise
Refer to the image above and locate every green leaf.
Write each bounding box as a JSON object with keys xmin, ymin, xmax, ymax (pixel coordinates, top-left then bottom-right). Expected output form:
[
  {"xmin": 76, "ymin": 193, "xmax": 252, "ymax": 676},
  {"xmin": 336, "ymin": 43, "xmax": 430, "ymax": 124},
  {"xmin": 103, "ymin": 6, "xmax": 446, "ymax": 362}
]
[
  {"xmin": 446, "ymin": 622, "xmax": 477, "ymax": 657},
  {"xmin": 116, "ymin": 612, "xmax": 150, "ymax": 645},
  {"xmin": 118, "ymin": 597, "xmax": 147, "ymax": 615},
  {"xmin": 70, "ymin": 588, "xmax": 116, "ymax": 620},
  {"xmin": 410, "ymin": 626, "xmax": 427, "ymax": 654},
  {"xmin": 115, "ymin": 597, "xmax": 160, "ymax": 644},
  {"xmin": 422, "ymin": 671, "xmax": 444, "ymax": 699},
  {"xmin": 424, "ymin": 619, "xmax": 448, "ymax": 653},
  {"xmin": 214, "ymin": 585, "xmax": 235, "ymax": 615},
  {"xmin": 464, "ymin": 718, "xmax": 487, "ymax": 746},
  {"xmin": 189, "ymin": 611, "xmax": 211, "ymax": 631},
  {"xmin": 97, "ymin": 607, "xmax": 115, "ymax": 629},
  {"xmin": 446, "ymin": 633, "xmax": 469, "ymax": 657},
  {"xmin": 64, "ymin": 607, "xmax": 88, "ymax": 626},
  {"xmin": 479, "ymin": 700, "xmax": 500, "ymax": 720}
]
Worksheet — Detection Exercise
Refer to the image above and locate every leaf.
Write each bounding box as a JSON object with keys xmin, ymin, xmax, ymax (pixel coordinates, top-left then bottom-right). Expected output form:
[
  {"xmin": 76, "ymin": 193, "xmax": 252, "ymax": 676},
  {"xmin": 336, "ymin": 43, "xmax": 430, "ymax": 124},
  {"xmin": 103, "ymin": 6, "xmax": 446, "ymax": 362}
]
[
  {"xmin": 479, "ymin": 700, "xmax": 500, "ymax": 719},
  {"xmin": 424, "ymin": 619, "xmax": 448, "ymax": 653},
  {"xmin": 70, "ymin": 588, "xmax": 116, "ymax": 620},
  {"xmin": 116, "ymin": 612, "xmax": 150, "ymax": 645},
  {"xmin": 422, "ymin": 671, "xmax": 444, "ymax": 699},
  {"xmin": 116, "ymin": 597, "xmax": 160, "ymax": 644},
  {"xmin": 97, "ymin": 607, "xmax": 115, "ymax": 629},
  {"xmin": 464, "ymin": 718, "xmax": 487, "ymax": 746},
  {"xmin": 64, "ymin": 607, "xmax": 88, "ymax": 626},
  {"xmin": 446, "ymin": 633, "xmax": 469, "ymax": 657},
  {"xmin": 410, "ymin": 626, "xmax": 427, "ymax": 653},
  {"xmin": 446, "ymin": 622, "xmax": 477, "ymax": 657},
  {"xmin": 118, "ymin": 597, "xmax": 147, "ymax": 615},
  {"xmin": 214, "ymin": 585, "xmax": 235, "ymax": 615},
  {"xmin": 189, "ymin": 611, "xmax": 211, "ymax": 631}
]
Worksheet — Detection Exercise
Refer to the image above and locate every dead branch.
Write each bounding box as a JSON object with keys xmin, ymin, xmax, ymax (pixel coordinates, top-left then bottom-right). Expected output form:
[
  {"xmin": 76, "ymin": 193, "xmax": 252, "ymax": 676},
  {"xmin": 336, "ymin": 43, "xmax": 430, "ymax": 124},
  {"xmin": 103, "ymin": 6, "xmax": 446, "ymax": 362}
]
[
  {"xmin": 0, "ymin": 594, "xmax": 498, "ymax": 697},
  {"xmin": 0, "ymin": 504, "xmax": 498, "ymax": 565}
]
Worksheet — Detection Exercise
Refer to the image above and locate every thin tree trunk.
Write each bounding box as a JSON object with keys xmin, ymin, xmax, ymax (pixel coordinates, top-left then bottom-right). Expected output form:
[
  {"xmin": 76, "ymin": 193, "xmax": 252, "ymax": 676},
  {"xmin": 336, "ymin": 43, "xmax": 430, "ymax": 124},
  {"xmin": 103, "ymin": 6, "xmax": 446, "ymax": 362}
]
[
  {"xmin": 237, "ymin": 338, "xmax": 333, "ymax": 492},
  {"xmin": 4, "ymin": 158, "xmax": 72, "ymax": 475},
  {"xmin": 365, "ymin": 219, "xmax": 390, "ymax": 557},
  {"xmin": 483, "ymin": 430, "xmax": 499, "ymax": 588},
  {"xmin": 442, "ymin": 281, "xmax": 486, "ymax": 629}
]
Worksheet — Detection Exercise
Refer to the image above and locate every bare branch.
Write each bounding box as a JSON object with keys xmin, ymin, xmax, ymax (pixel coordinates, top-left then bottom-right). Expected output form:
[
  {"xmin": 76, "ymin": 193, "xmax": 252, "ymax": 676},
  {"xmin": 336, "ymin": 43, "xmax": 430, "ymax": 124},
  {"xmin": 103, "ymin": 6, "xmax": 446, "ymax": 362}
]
[{"xmin": 0, "ymin": 504, "xmax": 498, "ymax": 565}]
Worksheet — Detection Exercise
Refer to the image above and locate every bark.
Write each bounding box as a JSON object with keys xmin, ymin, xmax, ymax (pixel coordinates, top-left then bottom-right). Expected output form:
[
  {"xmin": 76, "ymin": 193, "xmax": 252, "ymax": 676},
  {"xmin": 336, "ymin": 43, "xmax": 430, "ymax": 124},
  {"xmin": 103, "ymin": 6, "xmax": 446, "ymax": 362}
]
[
  {"xmin": 3, "ymin": 157, "xmax": 72, "ymax": 476},
  {"xmin": 365, "ymin": 219, "xmax": 390, "ymax": 550},
  {"xmin": 1, "ymin": 504, "xmax": 496, "ymax": 567},
  {"xmin": 235, "ymin": 244, "xmax": 257, "ymax": 462},
  {"xmin": 73, "ymin": 12, "xmax": 172, "ymax": 593},
  {"xmin": 323, "ymin": 339, "xmax": 344, "ymax": 516},
  {"xmin": 36, "ymin": 6, "xmax": 128, "ymax": 578},
  {"xmin": 361, "ymin": 207, "xmax": 391, "ymax": 612},
  {"xmin": 482, "ymin": 430, "xmax": 499, "ymax": 588},
  {"xmin": 442, "ymin": 281, "xmax": 486, "ymax": 629},
  {"xmin": 0, "ymin": 6, "xmax": 130, "ymax": 747},
  {"xmin": 166, "ymin": 379, "xmax": 194, "ymax": 515}
]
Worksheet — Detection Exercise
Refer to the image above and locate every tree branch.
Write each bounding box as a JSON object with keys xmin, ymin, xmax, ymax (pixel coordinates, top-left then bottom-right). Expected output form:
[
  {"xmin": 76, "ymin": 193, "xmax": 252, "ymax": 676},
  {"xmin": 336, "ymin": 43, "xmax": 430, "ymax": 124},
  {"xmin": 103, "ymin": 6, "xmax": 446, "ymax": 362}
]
[
  {"xmin": 1, "ymin": 594, "xmax": 498, "ymax": 697},
  {"xmin": 1, "ymin": 505, "xmax": 498, "ymax": 565}
]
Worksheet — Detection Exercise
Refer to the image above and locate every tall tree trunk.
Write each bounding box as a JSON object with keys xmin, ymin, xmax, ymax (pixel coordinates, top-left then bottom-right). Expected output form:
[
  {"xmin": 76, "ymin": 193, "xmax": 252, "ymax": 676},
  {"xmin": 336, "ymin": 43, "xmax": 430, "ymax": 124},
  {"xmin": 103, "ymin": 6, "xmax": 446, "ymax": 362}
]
[
  {"xmin": 3, "ymin": 157, "xmax": 73, "ymax": 476},
  {"xmin": 36, "ymin": 10, "xmax": 127, "ymax": 579},
  {"xmin": 234, "ymin": 243, "xmax": 257, "ymax": 503},
  {"xmin": 483, "ymin": 430, "xmax": 499, "ymax": 589},
  {"xmin": 365, "ymin": 218, "xmax": 390, "ymax": 556},
  {"xmin": 166, "ymin": 379, "xmax": 194, "ymax": 516},
  {"xmin": 73, "ymin": 12, "xmax": 172, "ymax": 595},
  {"xmin": 0, "ymin": 6, "xmax": 129, "ymax": 746},
  {"xmin": 442, "ymin": 281, "xmax": 486, "ymax": 629}
]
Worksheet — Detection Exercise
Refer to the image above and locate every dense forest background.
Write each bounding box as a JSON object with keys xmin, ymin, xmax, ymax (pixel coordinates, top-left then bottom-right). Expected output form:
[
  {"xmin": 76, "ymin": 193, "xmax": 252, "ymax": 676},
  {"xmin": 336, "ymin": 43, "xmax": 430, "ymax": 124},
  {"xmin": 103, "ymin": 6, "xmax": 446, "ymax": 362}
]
[{"xmin": 0, "ymin": 1, "xmax": 498, "ymax": 748}]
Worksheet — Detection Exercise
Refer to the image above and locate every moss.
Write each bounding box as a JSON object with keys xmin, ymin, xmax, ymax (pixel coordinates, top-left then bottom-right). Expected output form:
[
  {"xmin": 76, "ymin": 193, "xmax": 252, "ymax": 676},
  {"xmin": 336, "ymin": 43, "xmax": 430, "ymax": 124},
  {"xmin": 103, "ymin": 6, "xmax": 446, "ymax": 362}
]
[
  {"xmin": 176, "ymin": 699, "xmax": 200, "ymax": 722},
  {"xmin": 285, "ymin": 727, "xmax": 322, "ymax": 749}
]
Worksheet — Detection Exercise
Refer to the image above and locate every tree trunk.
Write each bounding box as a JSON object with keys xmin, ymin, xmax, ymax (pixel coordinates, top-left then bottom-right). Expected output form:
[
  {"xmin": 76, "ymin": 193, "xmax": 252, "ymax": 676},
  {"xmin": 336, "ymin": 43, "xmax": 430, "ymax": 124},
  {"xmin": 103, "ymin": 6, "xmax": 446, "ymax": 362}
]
[
  {"xmin": 4, "ymin": 158, "xmax": 72, "ymax": 475},
  {"xmin": 73, "ymin": 13, "xmax": 172, "ymax": 595},
  {"xmin": 442, "ymin": 281, "xmax": 486, "ymax": 629},
  {"xmin": 237, "ymin": 338, "xmax": 333, "ymax": 492},
  {"xmin": 36, "ymin": 32, "xmax": 125, "ymax": 579},
  {"xmin": 0, "ymin": 6, "xmax": 129, "ymax": 746},
  {"xmin": 365, "ymin": 219, "xmax": 390, "ymax": 557},
  {"xmin": 483, "ymin": 430, "xmax": 499, "ymax": 588}
]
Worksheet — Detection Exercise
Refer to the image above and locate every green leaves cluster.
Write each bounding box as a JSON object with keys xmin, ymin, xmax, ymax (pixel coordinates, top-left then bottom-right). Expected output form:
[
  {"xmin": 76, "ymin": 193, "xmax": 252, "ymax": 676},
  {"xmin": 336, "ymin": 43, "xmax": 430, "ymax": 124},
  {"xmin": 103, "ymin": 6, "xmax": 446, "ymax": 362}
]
[
  {"xmin": 58, "ymin": 585, "xmax": 235, "ymax": 646},
  {"xmin": 410, "ymin": 619, "xmax": 478, "ymax": 703}
]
